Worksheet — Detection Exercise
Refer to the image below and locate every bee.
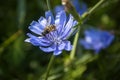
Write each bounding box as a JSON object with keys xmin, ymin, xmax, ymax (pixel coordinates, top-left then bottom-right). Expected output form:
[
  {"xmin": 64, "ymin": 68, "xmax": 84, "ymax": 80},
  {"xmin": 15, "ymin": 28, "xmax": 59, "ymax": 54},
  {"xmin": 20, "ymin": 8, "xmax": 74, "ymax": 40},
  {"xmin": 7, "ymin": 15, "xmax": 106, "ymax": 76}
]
[{"xmin": 41, "ymin": 25, "xmax": 56, "ymax": 36}]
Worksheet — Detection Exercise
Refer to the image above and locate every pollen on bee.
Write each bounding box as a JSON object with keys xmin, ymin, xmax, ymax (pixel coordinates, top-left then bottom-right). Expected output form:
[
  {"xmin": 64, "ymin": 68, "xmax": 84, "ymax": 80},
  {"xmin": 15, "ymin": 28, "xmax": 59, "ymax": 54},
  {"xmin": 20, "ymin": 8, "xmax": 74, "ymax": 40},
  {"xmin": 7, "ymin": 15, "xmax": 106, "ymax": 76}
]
[{"xmin": 41, "ymin": 25, "xmax": 56, "ymax": 36}]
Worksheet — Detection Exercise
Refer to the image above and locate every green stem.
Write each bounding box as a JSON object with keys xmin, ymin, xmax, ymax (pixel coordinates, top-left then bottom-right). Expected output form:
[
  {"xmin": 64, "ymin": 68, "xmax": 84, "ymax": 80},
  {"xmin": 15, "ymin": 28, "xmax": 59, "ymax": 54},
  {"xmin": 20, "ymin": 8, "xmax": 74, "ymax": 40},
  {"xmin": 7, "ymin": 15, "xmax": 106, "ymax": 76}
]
[
  {"xmin": 82, "ymin": 0, "xmax": 105, "ymax": 20},
  {"xmin": 89, "ymin": 0, "xmax": 105, "ymax": 14},
  {"xmin": 17, "ymin": 0, "xmax": 26, "ymax": 29},
  {"xmin": 70, "ymin": 27, "xmax": 80, "ymax": 60},
  {"xmin": 0, "ymin": 30, "xmax": 22, "ymax": 54},
  {"xmin": 46, "ymin": 0, "xmax": 51, "ymax": 10},
  {"xmin": 45, "ymin": 55, "xmax": 55, "ymax": 80}
]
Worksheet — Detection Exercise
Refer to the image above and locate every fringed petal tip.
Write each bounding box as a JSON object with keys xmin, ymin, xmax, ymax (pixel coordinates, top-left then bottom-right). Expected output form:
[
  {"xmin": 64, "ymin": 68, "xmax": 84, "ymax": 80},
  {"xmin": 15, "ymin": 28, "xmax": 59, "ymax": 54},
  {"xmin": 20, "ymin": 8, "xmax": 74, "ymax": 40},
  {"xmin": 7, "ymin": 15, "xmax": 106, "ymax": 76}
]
[
  {"xmin": 39, "ymin": 47, "xmax": 54, "ymax": 53},
  {"xmin": 64, "ymin": 41, "xmax": 73, "ymax": 51},
  {"xmin": 24, "ymin": 38, "xmax": 30, "ymax": 42},
  {"xmin": 45, "ymin": 10, "xmax": 55, "ymax": 24},
  {"xmin": 54, "ymin": 5, "xmax": 64, "ymax": 13},
  {"xmin": 53, "ymin": 50, "xmax": 62, "ymax": 55}
]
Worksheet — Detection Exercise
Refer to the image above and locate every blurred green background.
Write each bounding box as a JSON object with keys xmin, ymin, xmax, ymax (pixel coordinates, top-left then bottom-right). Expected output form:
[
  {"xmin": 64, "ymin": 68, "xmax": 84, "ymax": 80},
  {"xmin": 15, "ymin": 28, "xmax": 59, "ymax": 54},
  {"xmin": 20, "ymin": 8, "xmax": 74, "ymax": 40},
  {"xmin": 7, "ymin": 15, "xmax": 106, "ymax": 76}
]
[{"xmin": 0, "ymin": 0, "xmax": 120, "ymax": 80}]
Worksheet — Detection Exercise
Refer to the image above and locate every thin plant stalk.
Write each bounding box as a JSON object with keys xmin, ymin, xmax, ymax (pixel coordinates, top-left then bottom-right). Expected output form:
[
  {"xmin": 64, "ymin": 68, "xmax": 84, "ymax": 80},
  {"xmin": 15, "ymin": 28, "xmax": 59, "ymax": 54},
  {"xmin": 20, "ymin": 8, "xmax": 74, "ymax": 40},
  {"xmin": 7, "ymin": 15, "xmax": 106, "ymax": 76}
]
[
  {"xmin": 70, "ymin": 27, "xmax": 80, "ymax": 60},
  {"xmin": 45, "ymin": 55, "xmax": 55, "ymax": 80},
  {"xmin": 82, "ymin": 0, "xmax": 105, "ymax": 20},
  {"xmin": 46, "ymin": 0, "xmax": 51, "ymax": 10}
]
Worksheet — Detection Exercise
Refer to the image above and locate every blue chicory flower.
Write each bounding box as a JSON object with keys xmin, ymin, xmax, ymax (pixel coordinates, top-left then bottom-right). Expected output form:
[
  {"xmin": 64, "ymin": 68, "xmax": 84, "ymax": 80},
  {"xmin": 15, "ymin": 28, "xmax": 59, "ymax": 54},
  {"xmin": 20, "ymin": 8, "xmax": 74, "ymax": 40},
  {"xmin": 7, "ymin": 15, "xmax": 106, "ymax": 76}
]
[
  {"xmin": 54, "ymin": 0, "xmax": 87, "ymax": 15},
  {"xmin": 80, "ymin": 28, "xmax": 114, "ymax": 53},
  {"xmin": 25, "ymin": 10, "xmax": 77, "ymax": 55}
]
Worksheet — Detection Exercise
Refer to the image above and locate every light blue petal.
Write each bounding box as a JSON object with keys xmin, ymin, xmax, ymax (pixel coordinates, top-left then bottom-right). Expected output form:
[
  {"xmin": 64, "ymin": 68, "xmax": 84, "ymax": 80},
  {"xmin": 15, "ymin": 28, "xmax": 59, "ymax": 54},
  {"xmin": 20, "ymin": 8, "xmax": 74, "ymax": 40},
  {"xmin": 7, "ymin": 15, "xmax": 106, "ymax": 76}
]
[
  {"xmin": 26, "ymin": 33, "xmax": 51, "ymax": 46},
  {"xmin": 54, "ymin": 5, "xmax": 64, "ymax": 13},
  {"xmin": 61, "ymin": 15, "xmax": 74, "ymax": 39},
  {"xmin": 45, "ymin": 11, "xmax": 55, "ymax": 24},
  {"xmin": 39, "ymin": 37, "xmax": 51, "ymax": 43},
  {"xmin": 64, "ymin": 41, "xmax": 72, "ymax": 51},
  {"xmin": 53, "ymin": 50, "xmax": 62, "ymax": 55},
  {"xmin": 25, "ymin": 34, "xmax": 42, "ymax": 46},
  {"xmin": 58, "ymin": 42, "xmax": 66, "ymax": 50},
  {"xmin": 25, "ymin": 38, "xmax": 30, "ymax": 42},
  {"xmin": 27, "ymin": 33, "xmax": 37, "ymax": 38},
  {"xmin": 55, "ymin": 11, "xmax": 66, "ymax": 29},
  {"xmin": 64, "ymin": 21, "xmax": 78, "ymax": 39},
  {"xmin": 38, "ymin": 16, "xmax": 47, "ymax": 28},
  {"xmin": 39, "ymin": 44, "xmax": 56, "ymax": 52},
  {"xmin": 29, "ymin": 21, "xmax": 43, "ymax": 35},
  {"xmin": 29, "ymin": 38, "xmax": 42, "ymax": 46}
]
